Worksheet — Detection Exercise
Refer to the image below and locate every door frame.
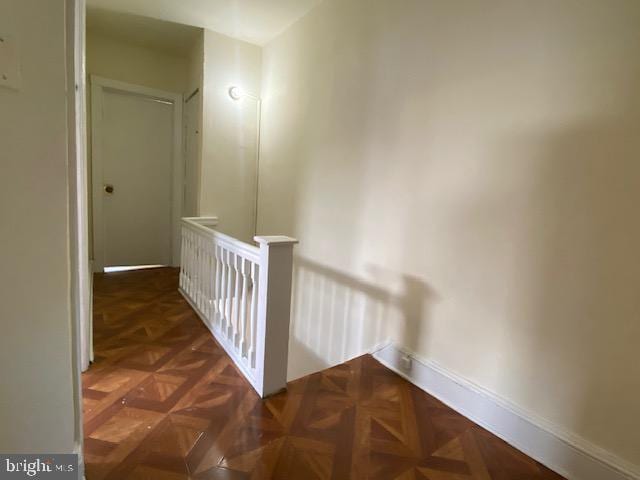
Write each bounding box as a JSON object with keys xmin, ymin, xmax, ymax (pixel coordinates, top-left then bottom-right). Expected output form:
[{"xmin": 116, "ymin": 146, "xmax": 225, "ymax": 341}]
[
  {"xmin": 66, "ymin": 0, "xmax": 88, "ymax": 469},
  {"xmin": 90, "ymin": 75, "xmax": 184, "ymax": 271}
]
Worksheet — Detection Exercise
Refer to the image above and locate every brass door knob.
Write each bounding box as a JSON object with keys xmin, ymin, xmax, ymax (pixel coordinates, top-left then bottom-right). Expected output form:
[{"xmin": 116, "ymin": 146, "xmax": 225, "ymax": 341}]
[{"xmin": 104, "ymin": 184, "xmax": 114, "ymax": 194}]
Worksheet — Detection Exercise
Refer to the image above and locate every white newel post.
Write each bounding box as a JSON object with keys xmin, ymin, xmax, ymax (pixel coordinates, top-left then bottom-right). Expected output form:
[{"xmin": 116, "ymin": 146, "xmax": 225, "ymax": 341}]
[{"xmin": 253, "ymin": 235, "xmax": 298, "ymax": 397}]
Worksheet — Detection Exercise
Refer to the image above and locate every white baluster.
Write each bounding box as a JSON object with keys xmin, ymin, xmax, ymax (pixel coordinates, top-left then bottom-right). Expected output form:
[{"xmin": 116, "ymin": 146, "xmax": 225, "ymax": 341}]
[
  {"xmin": 203, "ymin": 239, "xmax": 210, "ymax": 320},
  {"xmin": 190, "ymin": 230, "xmax": 196, "ymax": 300},
  {"xmin": 204, "ymin": 238, "xmax": 210, "ymax": 316},
  {"xmin": 249, "ymin": 261, "xmax": 258, "ymax": 369},
  {"xmin": 193, "ymin": 233, "xmax": 199, "ymax": 308},
  {"xmin": 214, "ymin": 243, "xmax": 222, "ymax": 328},
  {"xmin": 239, "ymin": 258, "xmax": 249, "ymax": 358},
  {"xmin": 199, "ymin": 235, "xmax": 204, "ymax": 309},
  {"xmin": 196, "ymin": 234, "xmax": 202, "ymax": 310},
  {"xmin": 179, "ymin": 228, "xmax": 186, "ymax": 290},
  {"xmin": 220, "ymin": 247, "xmax": 228, "ymax": 333},
  {"xmin": 232, "ymin": 253, "xmax": 241, "ymax": 347},
  {"xmin": 225, "ymin": 249, "xmax": 233, "ymax": 340},
  {"xmin": 186, "ymin": 230, "xmax": 191, "ymax": 293},
  {"xmin": 193, "ymin": 231, "xmax": 198, "ymax": 298},
  {"xmin": 207, "ymin": 242, "xmax": 214, "ymax": 322},
  {"xmin": 183, "ymin": 229, "xmax": 189, "ymax": 293}
]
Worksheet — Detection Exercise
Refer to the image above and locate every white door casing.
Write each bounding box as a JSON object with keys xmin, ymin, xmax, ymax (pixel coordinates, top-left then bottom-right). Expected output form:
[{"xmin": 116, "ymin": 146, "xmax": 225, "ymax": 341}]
[{"xmin": 91, "ymin": 76, "xmax": 183, "ymax": 271}]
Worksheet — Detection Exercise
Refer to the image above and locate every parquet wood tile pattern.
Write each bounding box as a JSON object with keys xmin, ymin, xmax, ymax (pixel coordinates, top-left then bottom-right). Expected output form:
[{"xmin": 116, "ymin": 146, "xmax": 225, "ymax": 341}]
[{"xmin": 84, "ymin": 267, "xmax": 565, "ymax": 480}]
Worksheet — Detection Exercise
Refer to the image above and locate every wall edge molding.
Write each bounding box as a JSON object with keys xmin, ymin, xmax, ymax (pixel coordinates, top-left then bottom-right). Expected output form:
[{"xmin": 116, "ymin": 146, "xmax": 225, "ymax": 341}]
[
  {"xmin": 372, "ymin": 343, "xmax": 639, "ymax": 480},
  {"xmin": 74, "ymin": 440, "xmax": 85, "ymax": 480}
]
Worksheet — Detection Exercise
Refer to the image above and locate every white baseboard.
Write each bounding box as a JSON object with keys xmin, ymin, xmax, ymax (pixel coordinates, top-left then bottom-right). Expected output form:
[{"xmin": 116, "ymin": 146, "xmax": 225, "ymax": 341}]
[{"xmin": 372, "ymin": 343, "xmax": 639, "ymax": 480}]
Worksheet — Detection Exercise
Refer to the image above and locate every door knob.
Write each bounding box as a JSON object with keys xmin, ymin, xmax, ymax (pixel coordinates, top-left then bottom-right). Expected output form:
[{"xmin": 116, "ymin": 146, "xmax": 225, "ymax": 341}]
[{"xmin": 104, "ymin": 184, "xmax": 114, "ymax": 194}]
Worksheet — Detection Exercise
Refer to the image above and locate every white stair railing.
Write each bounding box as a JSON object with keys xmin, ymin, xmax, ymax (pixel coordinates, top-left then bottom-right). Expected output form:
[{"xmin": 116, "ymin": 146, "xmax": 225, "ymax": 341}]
[{"xmin": 179, "ymin": 217, "xmax": 298, "ymax": 397}]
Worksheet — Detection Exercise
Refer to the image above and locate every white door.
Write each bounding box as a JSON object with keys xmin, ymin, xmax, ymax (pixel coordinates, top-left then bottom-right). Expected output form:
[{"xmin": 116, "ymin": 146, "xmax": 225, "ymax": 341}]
[{"xmin": 92, "ymin": 78, "xmax": 181, "ymax": 270}]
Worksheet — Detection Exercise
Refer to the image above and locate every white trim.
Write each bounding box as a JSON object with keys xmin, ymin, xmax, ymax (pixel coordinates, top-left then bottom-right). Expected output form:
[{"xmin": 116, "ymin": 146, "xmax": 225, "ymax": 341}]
[
  {"xmin": 70, "ymin": 0, "xmax": 90, "ymax": 374},
  {"xmin": 372, "ymin": 343, "xmax": 639, "ymax": 480},
  {"xmin": 66, "ymin": 0, "xmax": 88, "ymax": 471},
  {"xmin": 88, "ymin": 259, "xmax": 94, "ymax": 363},
  {"xmin": 182, "ymin": 217, "xmax": 260, "ymax": 262},
  {"xmin": 90, "ymin": 75, "xmax": 184, "ymax": 271},
  {"xmin": 74, "ymin": 440, "xmax": 84, "ymax": 479}
]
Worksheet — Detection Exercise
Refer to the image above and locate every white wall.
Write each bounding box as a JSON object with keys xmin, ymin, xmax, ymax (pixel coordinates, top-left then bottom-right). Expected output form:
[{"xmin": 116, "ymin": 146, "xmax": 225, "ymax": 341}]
[
  {"xmin": 0, "ymin": 0, "xmax": 77, "ymax": 453},
  {"xmin": 186, "ymin": 30, "xmax": 204, "ymax": 96},
  {"xmin": 259, "ymin": 0, "xmax": 640, "ymax": 470},
  {"xmin": 86, "ymin": 31, "xmax": 189, "ymax": 93},
  {"xmin": 184, "ymin": 30, "xmax": 204, "ymax": 216},
  {"xmin": 199, "ymin": 30, "xmax": 261, "ymax": 242}
]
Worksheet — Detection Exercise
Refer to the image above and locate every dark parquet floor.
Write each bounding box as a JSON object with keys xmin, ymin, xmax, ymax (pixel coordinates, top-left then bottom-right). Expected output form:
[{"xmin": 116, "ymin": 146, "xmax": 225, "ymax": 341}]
[{"xmin": 83, "ymin": 267, "xmax": 565, "ymax": 479}]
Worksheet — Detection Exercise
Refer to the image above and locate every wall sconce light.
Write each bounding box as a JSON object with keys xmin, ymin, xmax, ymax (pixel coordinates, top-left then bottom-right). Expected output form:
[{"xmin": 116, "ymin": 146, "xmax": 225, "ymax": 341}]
[
  {"xmin": 229, "ymin": 85, "xmax": 260, "ymax": 102},
  {"xmin": 228, "ymin": 86, "xmax": 243, "ymax": 100}
]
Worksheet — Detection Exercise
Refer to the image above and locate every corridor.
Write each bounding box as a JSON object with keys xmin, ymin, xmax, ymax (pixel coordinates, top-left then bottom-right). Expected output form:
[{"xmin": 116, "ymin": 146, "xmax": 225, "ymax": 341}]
[{"xmin": 82, "ymin": 268, "xmax": 563, "ymax": 479}]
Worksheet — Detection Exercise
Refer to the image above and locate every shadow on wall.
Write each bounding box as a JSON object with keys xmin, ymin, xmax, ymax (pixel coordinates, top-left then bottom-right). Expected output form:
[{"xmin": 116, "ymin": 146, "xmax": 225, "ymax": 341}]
[
  {"xmin": 287, "ymin": 256, "xmax": 438, "ymax": 380},
  {"xmin": 499, "ymin": 117, "xmax": 640, "ymax": 467}
]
